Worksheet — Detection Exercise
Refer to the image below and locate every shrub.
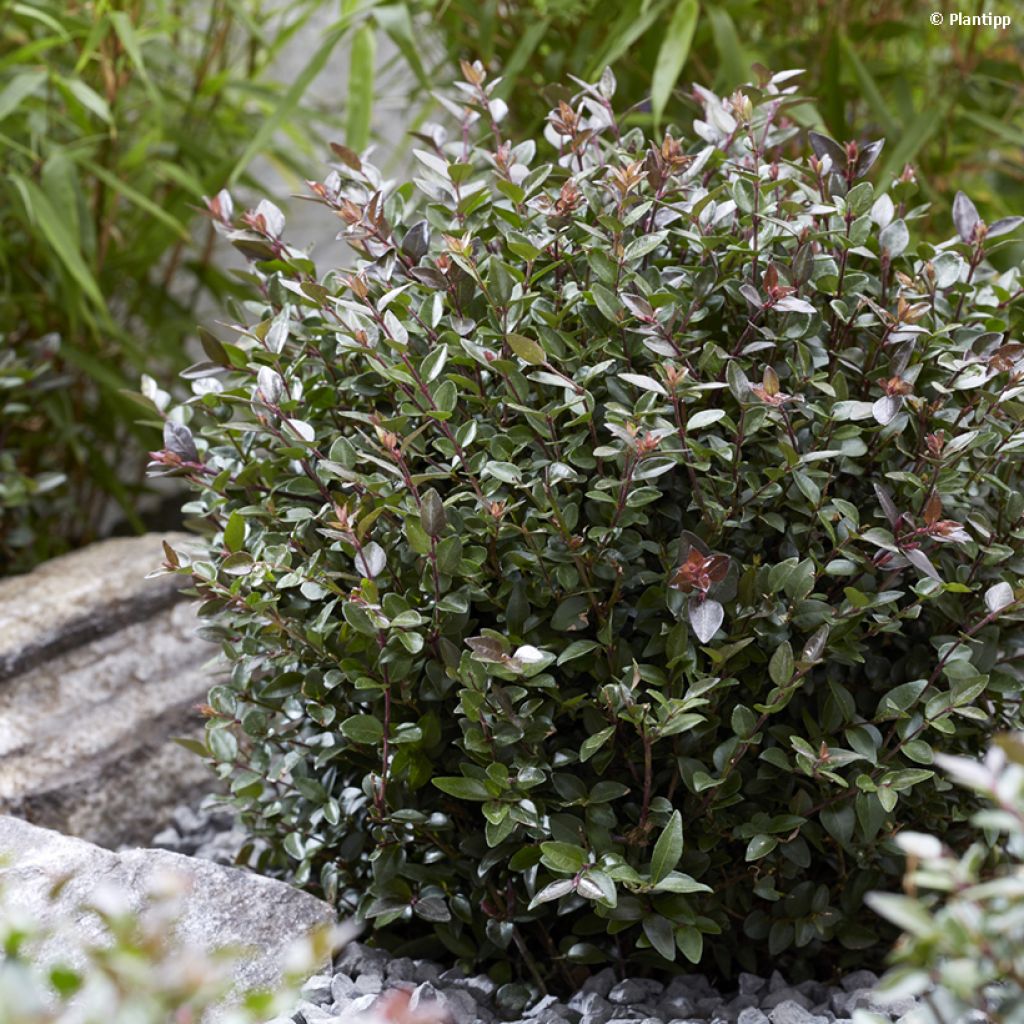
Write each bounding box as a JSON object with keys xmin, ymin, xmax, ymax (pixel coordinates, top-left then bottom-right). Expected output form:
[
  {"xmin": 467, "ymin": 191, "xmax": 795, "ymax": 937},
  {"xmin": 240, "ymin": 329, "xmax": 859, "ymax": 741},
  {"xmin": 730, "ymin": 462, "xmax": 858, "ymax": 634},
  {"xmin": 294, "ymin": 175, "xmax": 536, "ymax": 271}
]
[
  {"xmin": 0, "ymin": 868, "xmax": 334, "ymax": 1024},
  {"xmin": 152, "ymin": 66, "xmax": 1024, "ymax": 985},
  {"xmin": 0, "ymin": 0, "xmax": 349, "ymax": 573},
  {"xmin": 867, "ymin": 735, "xmax": 1024, "ymax": 1023}
]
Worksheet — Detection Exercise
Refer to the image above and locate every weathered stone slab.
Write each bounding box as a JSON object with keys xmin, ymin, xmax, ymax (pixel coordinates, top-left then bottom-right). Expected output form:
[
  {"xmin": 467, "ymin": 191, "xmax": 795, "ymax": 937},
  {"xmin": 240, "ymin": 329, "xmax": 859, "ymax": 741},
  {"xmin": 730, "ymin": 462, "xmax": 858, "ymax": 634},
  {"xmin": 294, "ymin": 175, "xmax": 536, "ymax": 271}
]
[
  {"xmin": 0, "ymin": 816, "xmax": 335, "ymax": 1007},
  {"xmin": 0, "ymin": 533, "xmax": 191, "ymax": 679},
  {"xmin": 0, "ymin": 533, "xmax": 219, "ymax": 846}
]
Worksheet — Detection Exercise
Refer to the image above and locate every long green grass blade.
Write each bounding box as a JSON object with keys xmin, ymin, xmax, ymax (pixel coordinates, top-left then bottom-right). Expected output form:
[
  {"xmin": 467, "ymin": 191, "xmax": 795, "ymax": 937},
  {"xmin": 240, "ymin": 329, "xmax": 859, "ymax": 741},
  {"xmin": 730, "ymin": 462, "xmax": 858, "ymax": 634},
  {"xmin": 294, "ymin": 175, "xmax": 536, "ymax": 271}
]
[
  {"xmin": 83, "ymin": 161, "xmax": 191, "ymax": 240},
  {"xmin": 10, "ymin": 2, "xmax": 71, "ymax": 38},
  {"xmin": 0, "ymin": 36, "xmax": 67, "ymax": 73},
  {"xmin": 375, "ymin": 4, "xmax": 428, "ymax": 90},
  {"xmin": 346, "ymin": 22, "xmax": 376, "ymax": 152},
  {"xmin": 0, "ymin": 69, "xmax": 47, "ymax": 123},
  {"xmin": 228, "ymin": 17, "xmax": 350, "ymax": 185},
  {"xmin": 876, "ymin": 102, "xmax": 945, "ymax": 190},
  {"xmin": 108, "ymin": 11, "xmax": 150, "ymax": 84},
  {"xmin": 706, "ymin": 6, "xmax": 748, "ymax": 89},
  {"xmin": 651, "ymin": 0, "xmax": 699, "ymax": 129},
  {"xmin": 587, "ymin": 0, "xmax": 672, "ymax": 80},
  {"xmin": 494, "ymin": 17, "xmax": 551, "ymax": 100},
  {"xmin": 961, "ymin": 108, "xmax": 1024, "ymax": 149},
  {"xmin": 9, "ymin": 173, "xmax": 107, "ymax": 313},
  {"xmin": 838, "ymin": 31, "xmax": 895, "ymax": 137}
]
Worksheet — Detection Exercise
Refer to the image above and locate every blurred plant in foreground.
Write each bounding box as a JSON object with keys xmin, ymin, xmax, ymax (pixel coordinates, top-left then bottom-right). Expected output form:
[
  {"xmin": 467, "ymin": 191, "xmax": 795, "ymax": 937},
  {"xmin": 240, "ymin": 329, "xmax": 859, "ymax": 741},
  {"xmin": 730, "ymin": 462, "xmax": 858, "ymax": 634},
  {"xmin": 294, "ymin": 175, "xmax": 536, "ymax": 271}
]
[
  {"xmin": 0, "ymin": 866, "xmax": 342, "ymax": 1024},
  {"xmin": 869, "ymin": 734, "xmax": 1024, "ymax": 1023}
]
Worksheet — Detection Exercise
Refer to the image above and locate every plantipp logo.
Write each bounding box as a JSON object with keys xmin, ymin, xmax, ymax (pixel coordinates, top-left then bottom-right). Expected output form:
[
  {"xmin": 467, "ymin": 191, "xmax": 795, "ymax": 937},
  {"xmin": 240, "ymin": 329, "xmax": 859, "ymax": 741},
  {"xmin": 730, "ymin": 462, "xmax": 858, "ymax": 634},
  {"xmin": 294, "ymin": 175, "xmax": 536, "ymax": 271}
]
[{"xmin": 930, "ymin": 11, "xmax": 1013, "ymax": 28}]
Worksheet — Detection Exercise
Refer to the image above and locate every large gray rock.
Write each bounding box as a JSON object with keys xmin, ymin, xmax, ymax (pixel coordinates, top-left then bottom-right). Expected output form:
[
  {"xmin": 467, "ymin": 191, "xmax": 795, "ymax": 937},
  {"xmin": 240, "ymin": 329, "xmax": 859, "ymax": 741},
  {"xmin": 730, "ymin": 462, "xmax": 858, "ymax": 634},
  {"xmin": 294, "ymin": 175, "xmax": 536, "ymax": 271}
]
[
  {"xmin": 0, "ymin": 533, "xmax": 218, "ymax": 846},
  {"xmin": 0, "ymin": 532, "xmax": 190, "ymax": 679},
  {"xmin": 0, "ymin": 815, "xmax": 334, "ymax": 1005}
]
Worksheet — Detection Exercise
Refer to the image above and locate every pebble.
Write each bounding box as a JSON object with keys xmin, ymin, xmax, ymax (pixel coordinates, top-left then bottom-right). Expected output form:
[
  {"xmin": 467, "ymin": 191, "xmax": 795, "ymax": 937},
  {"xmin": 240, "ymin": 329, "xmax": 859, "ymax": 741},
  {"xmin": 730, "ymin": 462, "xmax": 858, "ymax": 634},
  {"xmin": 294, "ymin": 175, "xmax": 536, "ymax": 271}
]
[
  {"xmin": 355, "ymin": 972, "xmax": 384, "ymax": 995},
  {"xmin": 840, "ymin": 972, "xmax": 880, "ymax": 993},
  {"xmin": 768, "ymin": 1001, "xmax": 813, "ymax": 1024},
  {"xmin": 299, "ymin": 974, "xmax": 333, "ymax": 1005},
  {"xmin": 660, "ymin": 996, "xmax": 697, "ymax": 1018},
  {"xmin": 569, "ymin": 991, "xmax": 607, "ymax": 1014},
  {"xmin": 582, "ymin": 969, "xmax": 617, "ymax": 998},
  {"xmin": 330, "ymin": 973, "xmax": 356, "ymax": 1004},
  {"xmin": 762, "ymin": 990, "xmax": 813, "ymax": 1012},
  {"xmin": 738, "ymin": 1009, "xmax": 770, "ymax": 1024},
  {"xmin": 386, "ymin": 958, "xmax": 418, "ymax": 984},
  {"xmin": 609, "ymin": 979, "xmax": 664, "ymax": 1005}
]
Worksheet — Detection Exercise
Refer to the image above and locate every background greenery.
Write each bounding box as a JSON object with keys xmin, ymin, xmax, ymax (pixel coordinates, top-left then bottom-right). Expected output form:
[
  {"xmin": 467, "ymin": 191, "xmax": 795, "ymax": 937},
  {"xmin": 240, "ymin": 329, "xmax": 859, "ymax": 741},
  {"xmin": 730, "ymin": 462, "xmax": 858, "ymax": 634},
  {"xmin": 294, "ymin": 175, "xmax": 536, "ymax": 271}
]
[{"xmin": 0, "ymin": 0, "xmax": 346, "ymax": 572}]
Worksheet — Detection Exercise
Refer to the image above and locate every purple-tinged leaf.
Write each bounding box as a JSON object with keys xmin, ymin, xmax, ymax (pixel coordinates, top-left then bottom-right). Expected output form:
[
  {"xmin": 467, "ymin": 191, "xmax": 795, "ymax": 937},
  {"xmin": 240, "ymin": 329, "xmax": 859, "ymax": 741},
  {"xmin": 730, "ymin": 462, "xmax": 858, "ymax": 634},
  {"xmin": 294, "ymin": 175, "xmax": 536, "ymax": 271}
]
[
  {"xmin": 257, "ymin": 366, "xmax": 284, "ymax": 404},
  {"xmin": 987, "ymin": 216, "xmax": 1024, "ymax": 239},
  {"xmin": 400, "ymin": 220, "xmax": 431, "ymax": 261},
  {"xmin": 678, "ymin": 530, "xmax": 711, "ymax": 559},
  {"xmin": 265, "ymin": 314, "xmax": 289, "ymax": 354},
  {"xmin": 905, "ymin": 547, "xmax": 941, "ymax": 581},
  {"xmin": 953, "ymin": 191, "xmax": 980, "ymax": 244},
  {"xmin": 801, "ymin": 625, "xmax": 830, "ymax": 663},
  {"xmin": 739, "ymin": 282, "xmax": 762, "ymax": 309},
  {"xmin": 163, "ymin": 419, "xmax": 198, "ymax": 462},
  {"xmin": 420, "ymin": 488, "xmax": 447, "ymax": 536},
  {"xmin": 791, "ymin": 244, "xmax": 813, "ymax": 286},
  {"xmin": 879, "ymin": 219, "xmax": 909, "ymax": 257},
  {"xmin": 355, "ymin": 541, "xmax": 386, "ymax": 579},
  {"xmin": 873, "ymin": 483, "xmax": 900, "ymax": 527},
  {"xmin": 774, "ymin": 295, "xmax": 817, "ymax": 315},
  {"xmin": 330, "ymin": 141, "xmax": 362, "ymax": 170},
  {"xmin": 255, "ymin": 199, "xmax": 285, "ymax": 238},
  {"xmin": 855, "ymin": 139, "xmax": 885, "ymax": 178},
  {"xmin": 620, "ymin": 293, "xmax": 654, "ymax": 320},
  {"xmin": 872, "ymin": 395, "xmax": 902, "ymax": 425},
  {"xmin": 619, "ymin": 373, "xmax": 667, "ymax": 396},
  {"xmin": 809, "ymin": 131, "xmax": 846, "ymax": 167},
  {"xmin": 871, "ymin": 193, "xmax": 895, "ymax": 229},
  {"xmin": 409, "ymin": 266, "xmax": 446, "ymax": 289},
  {"xmin": 466, "ymin": 636, "xmax": 507, "ymax": 662},
  {"xmin": 283, "ymin": 418, "xmax": 315, "ymax": 444},
  {"xmin": 528, "ymin": 878, "xmax": 574, "ymax": 910}
]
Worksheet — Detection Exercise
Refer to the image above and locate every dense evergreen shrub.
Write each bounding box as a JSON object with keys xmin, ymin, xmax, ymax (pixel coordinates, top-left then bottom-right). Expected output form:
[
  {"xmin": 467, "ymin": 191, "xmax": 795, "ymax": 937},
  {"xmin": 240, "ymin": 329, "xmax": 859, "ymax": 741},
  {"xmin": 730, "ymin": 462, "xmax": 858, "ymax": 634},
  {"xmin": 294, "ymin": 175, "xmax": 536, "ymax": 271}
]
[
  {"xmin": 152, "ymin": 67, "xmax": 1024, "ymax": 985},
  {"xmin": 868, "ymin": 734, "xmax": 1024, "ymax": 1022}
]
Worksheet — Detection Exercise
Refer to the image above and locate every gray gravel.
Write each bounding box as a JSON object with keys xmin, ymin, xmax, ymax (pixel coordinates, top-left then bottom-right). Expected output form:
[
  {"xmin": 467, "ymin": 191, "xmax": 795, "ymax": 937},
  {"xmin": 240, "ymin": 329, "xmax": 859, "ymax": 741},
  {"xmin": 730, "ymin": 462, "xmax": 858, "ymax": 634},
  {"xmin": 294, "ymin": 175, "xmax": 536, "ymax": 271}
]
[
  {"xmin": 149, "ymin": 803, "xmax": 923, "ymax": 1024},
  {"xmin": 147, "ymin": 800, "xmax": 249, "ymax": 864},
  {"xmin": 284, "ymin": 953, "xmax": 921, "ymax": 1024}
]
